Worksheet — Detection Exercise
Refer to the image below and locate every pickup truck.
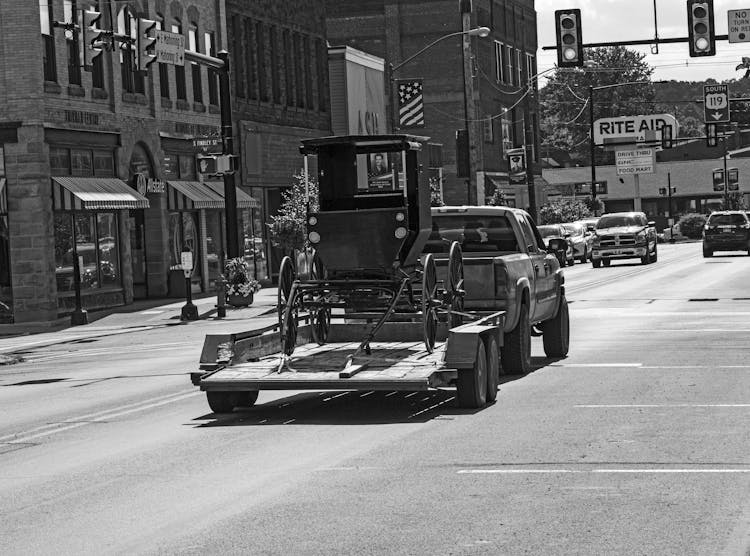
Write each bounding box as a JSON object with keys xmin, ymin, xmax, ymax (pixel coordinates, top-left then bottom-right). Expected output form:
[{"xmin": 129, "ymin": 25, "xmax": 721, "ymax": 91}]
[
  {"xmin": 590, "ymin": 211, "xmax": 658, "ymax": 267},
  {"xmin": 425, "ymin": 206, "xmax": 569, "ymax": 374}
]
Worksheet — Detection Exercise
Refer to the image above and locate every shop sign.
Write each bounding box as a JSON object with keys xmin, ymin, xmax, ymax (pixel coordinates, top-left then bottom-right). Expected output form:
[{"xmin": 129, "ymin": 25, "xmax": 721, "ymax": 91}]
[
  {"xmin": 135, "ymin": 173, "xmax": 147, "ymax": 196},
  {"xmin": 147, "ymin": 178, "xmax": 165, "ymax": 194}
]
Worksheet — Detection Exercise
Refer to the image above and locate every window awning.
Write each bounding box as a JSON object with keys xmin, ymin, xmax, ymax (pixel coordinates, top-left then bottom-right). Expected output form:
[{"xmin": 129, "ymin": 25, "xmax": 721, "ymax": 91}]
[
  {"xmin": 167, "ymin": 181, "xmax": 260, "ymax": 210},
  {"xmin": 52, "ymin": 177, "xmax": 150, "ymax": 210},
  {"xmin": 203, "ymin": 181, "xmax": 260, "ymax": 209}
]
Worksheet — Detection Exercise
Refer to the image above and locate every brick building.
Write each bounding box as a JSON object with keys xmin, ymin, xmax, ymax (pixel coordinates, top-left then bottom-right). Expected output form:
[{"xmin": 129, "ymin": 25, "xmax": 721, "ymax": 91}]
[
  {"xmin": 225, "ymin": 0, "xmax": 331, "ymax": 281},
  {"xmin": 0, "ymin": 0, "xmax": 252, "ymax": 325},
  {"xmin": 325, "ymin": 0, "xmax": 541, "ymax": 208}
]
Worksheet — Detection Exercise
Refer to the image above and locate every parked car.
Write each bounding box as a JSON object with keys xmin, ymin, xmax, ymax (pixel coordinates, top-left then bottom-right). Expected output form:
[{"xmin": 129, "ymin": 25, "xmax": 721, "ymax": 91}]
[
  {"xmin": 591, "ymin": 212, "xmax": 658, "ymax": 267},
  {"xmin": 537, "ymin": 224, "xmax": 575, "ymax": 266},
  {"xmin": 702, "ymin": 211, "xmax": 750, "ymax": 257},
  {"xmin": 561, "ymin": 221, "xmax": 592, "ymax": 262}
]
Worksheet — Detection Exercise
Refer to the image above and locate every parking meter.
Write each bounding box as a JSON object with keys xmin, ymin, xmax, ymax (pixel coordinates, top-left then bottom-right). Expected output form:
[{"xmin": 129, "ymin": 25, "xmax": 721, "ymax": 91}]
[{"xmin": 180, "ymin": 247, "xmax": 198, "ymax": 320}]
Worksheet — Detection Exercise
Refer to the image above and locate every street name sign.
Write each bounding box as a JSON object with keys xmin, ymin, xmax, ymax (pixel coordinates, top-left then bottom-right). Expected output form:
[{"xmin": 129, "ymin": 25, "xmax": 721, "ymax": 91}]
[
  {"xmin": 704, "ymin": 84, "xmax": 730, "ymax": 123},
  {"xmin": 728, "ymin": 9, "xmax": 750, "ymax": 42},
  {"xmin": 593, "ymin": 114, "xmax": 678, "ymax": 146},
  {"xmin": 615, "ymin": 148, "xmax": 655, "ymax": 175},
  {"xmin": 155, "ymin": 30, "xmax": 185, "ymax": 66}
]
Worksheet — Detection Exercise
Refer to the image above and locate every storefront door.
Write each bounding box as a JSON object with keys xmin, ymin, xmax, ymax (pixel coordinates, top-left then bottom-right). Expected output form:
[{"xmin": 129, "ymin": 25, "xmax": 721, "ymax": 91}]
[{"xmin": 129, "ymin": 208, "xmax": 147, "ymax": 298}]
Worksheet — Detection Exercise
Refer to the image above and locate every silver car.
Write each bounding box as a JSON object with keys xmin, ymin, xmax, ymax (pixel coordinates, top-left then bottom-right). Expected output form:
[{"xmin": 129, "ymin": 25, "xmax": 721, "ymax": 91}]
[{"xmin": 562, "ymin": 222, "xmax": 592, "ymax": 262}]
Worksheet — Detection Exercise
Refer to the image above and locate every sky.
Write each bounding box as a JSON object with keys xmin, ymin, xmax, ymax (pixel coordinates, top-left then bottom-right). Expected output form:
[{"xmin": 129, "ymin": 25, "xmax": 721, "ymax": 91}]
[{"xmin": 535, "ymin": 0, "xmax": 750, "ymax": 84}]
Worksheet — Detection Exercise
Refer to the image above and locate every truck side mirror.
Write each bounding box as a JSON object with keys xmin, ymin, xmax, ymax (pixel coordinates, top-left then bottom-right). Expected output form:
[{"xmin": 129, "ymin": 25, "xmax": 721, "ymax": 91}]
[{"xmin": 648, "ymin": 221, "xmax": 656, "ymax": 227}]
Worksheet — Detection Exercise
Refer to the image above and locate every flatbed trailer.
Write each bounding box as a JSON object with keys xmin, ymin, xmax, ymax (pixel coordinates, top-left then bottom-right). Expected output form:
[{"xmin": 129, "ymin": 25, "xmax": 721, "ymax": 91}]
[{"xmin": 191, "ymin": 311, "xmax": 505, "ymax": 413}]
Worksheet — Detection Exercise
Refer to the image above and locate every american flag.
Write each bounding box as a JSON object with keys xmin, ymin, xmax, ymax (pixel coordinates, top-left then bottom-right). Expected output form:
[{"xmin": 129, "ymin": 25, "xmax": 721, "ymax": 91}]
[{"xmin": 398, "ymin": 80, "xmax": 425, "ymax": 128}]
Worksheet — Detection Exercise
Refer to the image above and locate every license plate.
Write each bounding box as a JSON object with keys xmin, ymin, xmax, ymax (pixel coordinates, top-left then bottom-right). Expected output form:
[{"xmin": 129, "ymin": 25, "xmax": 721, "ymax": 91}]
[{"xmin": 610, "ymin": 249, "xmax": 624, "ymax": 254}]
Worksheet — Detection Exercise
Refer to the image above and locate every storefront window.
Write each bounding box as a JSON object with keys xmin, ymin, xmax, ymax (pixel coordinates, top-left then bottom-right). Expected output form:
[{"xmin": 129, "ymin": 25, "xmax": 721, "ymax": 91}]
[
  {"xmin": 54, "ymin": 212, "xmax": 122, "ymax": 293},
  {"xmin": 205, "ymin": 211, "xmax": 223, "ymax": 289},
  {"xmin": 71, "ymin": 148, "xmax": 93, "ymax": 177}
]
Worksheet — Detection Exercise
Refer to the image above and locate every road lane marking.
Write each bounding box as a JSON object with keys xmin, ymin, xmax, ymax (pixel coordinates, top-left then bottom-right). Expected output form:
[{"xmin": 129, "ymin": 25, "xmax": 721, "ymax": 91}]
[
  {"xmin": 0, "ymin": 389, "xmax": 198, "ymax": 444},
  {"xmin": 551, "ymin": 363, "xmax": 643, "ymax": 367},
  {"xmin": 575, "ymin": 404, "xmax": 750, "ymax": 408},
  {"xmin": 0, "ymin": 327, "xmax": 157, "ymax": 354},
  {"xmin": 457, "ymin": 469, "xmax": 750, "ymax": 475}
]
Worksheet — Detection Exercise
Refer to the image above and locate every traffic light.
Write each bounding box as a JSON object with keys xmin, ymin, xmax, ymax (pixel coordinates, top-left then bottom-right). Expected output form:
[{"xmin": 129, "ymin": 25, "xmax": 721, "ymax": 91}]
[
  {"xmin": 687, "ymin": 0, "xmax": 715, "ymax": 57},
  {"xmin": 728, "ymin": 167, "xmax": 739, "ymax": 191},
  {"xmin": 136, "ymin": 18, "xmax": 157, "ymax": 73},
  {"xmin": 706, "ymin": 123, "xmax": 718, "ymax": 147},
  {"xmin": 555, "ymin": 9, "xmax": 583, "ymax": 67},
  {"xmin": 661, "ymin": 125, "xmax": 673, "ymax": 149},
  {"xmin": 81, "ymin": 9, "xmax": 104, "ymax": 69},
  {"xmin": 712, "ymin": 168, "xmax": 724, "ymax": 191}
]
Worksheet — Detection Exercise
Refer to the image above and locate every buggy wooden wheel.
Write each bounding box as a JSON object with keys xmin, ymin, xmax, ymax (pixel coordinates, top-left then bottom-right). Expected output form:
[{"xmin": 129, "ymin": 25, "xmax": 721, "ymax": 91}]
[
  {"xmin": 447, "ymin": 241, "xmax": 465, "ymax": 329},
  {"xmin": 421, "ymin": 254, "xmax": 438, "ymax": 353},
  {"xmin": 277, "ymin": 256, "xmax": 295, "ymax": 324},
  {"xmin": 278, "ymin": 256, "xmax": 298, "ymax": 355},
  {"xmin": 308, "ymin": 252, "xmax": 331, "ymax": 345}
]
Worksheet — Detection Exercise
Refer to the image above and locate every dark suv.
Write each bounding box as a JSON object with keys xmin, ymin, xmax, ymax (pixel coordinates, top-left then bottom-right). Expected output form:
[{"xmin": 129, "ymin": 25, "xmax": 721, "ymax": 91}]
[{"xmin": 702, "ymin": 211, "xmax": 750, "ymax": 257}]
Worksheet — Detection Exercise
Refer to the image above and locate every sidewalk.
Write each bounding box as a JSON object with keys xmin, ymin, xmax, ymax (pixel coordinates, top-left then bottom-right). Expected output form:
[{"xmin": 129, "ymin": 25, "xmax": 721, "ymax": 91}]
[{"xmin": 0, "ymin": 286, "xmax": 278, "ymax": 360}]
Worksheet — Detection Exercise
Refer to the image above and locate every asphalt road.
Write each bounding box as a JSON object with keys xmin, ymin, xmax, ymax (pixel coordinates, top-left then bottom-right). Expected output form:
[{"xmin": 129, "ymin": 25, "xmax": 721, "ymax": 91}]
[{"xmin": 1, "ymin": 242, "xmax": 749, "ymax": 555}]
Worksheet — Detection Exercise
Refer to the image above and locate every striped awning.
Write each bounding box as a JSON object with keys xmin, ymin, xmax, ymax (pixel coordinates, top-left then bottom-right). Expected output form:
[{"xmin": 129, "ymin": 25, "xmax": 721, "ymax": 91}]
[
  {"xmin": 203, "ymin": 181, "xmax": 260, "ymax": 209},
  {"xmin": 52, "ymin": 177, "xmax": 150, "ymax": 210},
  {"xmin": 0, "ymin": 178, "xmax": 6, "ymax": 214},
  {"xmin": 167, "ymin": 181, "xmax": 260, "ymax": 210},
  {"xmin": 167, "ymin": 180, "xmax": 225, "ymax": 210}
]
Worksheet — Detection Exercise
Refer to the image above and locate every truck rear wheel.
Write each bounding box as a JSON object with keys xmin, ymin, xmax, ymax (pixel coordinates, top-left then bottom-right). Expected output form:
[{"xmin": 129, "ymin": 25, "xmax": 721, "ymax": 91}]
[
  {"xmin": 457, "ymin": 339, "xmax": 488, "ymax": 408},
  {"xmin": 501, "ymin": 303, "xmax": 531, "ymax": 375},
  {"xmin": 207, "ymin": 390, "xmax": 258, "ymax": 413},
  {"xmin": 543, "ymin": 295, "xmax": 569, "ymax": 358},
  {"xmin": 485, "ymin": 335, "xmax": 500, "ymax": 403}
]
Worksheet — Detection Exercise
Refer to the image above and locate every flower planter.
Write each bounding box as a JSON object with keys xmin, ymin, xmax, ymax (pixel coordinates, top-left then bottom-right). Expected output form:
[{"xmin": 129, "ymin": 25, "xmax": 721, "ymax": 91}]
[{"xmin": 227, "ymin": 291, "xmax": 254, "ymax": 307}]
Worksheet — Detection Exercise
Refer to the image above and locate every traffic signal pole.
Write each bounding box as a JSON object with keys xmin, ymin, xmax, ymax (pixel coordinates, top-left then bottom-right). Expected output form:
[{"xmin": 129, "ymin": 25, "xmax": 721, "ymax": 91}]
[{"xmin": 183, "ymin": 50, "xmax": 240, "ymax": 260}]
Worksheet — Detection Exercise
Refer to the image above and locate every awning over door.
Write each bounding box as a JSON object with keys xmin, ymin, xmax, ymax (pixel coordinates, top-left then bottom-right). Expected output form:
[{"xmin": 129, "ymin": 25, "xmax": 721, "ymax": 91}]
[
  {"xmin": 167, "ymin": 181, "xmax": 260, "ymax": 210},
  {"xmin": 203, "ymin": 181, "xmax": 260, "ymax": 209},
  {"xmin": 52, "ymin": 177, "xmax": 150, "ymax": 210}
]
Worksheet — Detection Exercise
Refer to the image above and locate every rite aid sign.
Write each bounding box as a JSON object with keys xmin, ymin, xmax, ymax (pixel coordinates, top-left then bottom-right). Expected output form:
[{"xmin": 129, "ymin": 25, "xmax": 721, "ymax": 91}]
[{"xmin": 593, "ymin": 114, "xmax": 678, "ymax": 146}]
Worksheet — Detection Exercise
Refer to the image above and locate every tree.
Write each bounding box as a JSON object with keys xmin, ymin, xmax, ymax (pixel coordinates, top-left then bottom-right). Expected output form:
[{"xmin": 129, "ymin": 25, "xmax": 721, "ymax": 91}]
[
  {"xmin": 722, "ymin": 192, "xmax": 747, "ymax": 211},
  {"xmin": 267, "ymin": 171, "xmax": 319, "ymax": 257},
  {"xmin": 538, "ymin": 199, "xmax": 592, "ymax": 224},
  {"xmin": 429, "ymin": 175, "xmax": 444, "ymax": 207},
  {"xmin": 486, "ymin": 187, "xmax": 509, "ymax": 207},
  {"xmin": 539, "ymin": 46, "xmax": 655, "ymax": 162}
]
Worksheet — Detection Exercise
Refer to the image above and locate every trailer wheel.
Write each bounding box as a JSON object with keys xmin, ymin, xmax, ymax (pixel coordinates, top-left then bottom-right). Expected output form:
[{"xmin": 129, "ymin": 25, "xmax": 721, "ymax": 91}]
[
  {"xmin": 542, "ymin": 295, "xmax": 569, "ymax": 358},
  {"xmin": 501, "ymin": 303, "xmax": 531, "ymax": 375},
  {"xmin": 457, "ymin": 339, "xmax": 488, "ymax": 408},
  {"xmin": 207, "ymin": 391, "xmax": 241, "ymax": 413},
  {"xmin": 485, "ymin": 335, "xmax": 500, "ymax": 403}
]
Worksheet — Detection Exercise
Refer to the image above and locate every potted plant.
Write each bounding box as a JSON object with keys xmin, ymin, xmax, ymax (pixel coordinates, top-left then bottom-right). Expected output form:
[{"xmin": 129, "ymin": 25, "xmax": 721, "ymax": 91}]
[{"xmin": 224, "ymin": 257, "xmax": 261, "ymax": 307}]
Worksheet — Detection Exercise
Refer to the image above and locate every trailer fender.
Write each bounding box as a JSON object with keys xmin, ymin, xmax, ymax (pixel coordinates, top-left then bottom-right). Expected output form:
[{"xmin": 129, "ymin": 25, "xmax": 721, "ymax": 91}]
[{"xmin": 445, "ymin": 313, "xmax": 504, "ymax": 369}]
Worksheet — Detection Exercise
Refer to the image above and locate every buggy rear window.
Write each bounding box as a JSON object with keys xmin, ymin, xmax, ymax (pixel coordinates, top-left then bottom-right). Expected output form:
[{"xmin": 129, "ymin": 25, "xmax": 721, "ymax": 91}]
[
  {"xmin": 424, "ymin": 214, "xmax": 519, "ymax": 253},
  {"xmin": 707, "ymin": 213, "xmax": 747, "ymax": 226}
]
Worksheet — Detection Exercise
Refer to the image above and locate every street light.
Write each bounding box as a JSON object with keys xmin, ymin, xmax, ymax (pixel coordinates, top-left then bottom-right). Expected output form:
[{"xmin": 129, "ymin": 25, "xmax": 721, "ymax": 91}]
[{"xmin": 389, "ymin": 27, "xmax": 490, "ymax": 74}]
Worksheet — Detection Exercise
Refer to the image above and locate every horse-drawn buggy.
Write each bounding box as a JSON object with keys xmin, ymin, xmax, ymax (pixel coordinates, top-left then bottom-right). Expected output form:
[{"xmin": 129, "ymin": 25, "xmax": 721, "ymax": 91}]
[{"xmin": 277, "ymin": 134, "xmax": 466, "ymax": 362}]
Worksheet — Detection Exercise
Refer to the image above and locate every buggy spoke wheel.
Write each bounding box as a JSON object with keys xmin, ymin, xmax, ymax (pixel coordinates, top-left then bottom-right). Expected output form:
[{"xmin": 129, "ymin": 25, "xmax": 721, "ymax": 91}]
[
  {"xmin": 281, "ymin": 303, "xmax": 298, "ymax": 355},
  {"xmin": 277, "ymin": 256, "xmax": 295, "ymax": 325},
  {"xmin": 422, "ymin": 254, "xmax": 438, "ymax": 352},
  {"xmin": 311, "ymin": 307, "xmax": 331, "ymax": 345},
  {"xmin": 447, "ymin": 241, "xmax": 465, "ymax": 328},
  {"xmin": 310, "ymin": 251, "xmax": 325, "ymax": 280}
]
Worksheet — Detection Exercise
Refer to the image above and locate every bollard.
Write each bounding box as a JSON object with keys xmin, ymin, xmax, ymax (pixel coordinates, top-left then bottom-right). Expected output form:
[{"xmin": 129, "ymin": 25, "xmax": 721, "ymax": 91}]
[{"xmin": 217, "ymin": 276, "xmax": 227, "ymax": 318}]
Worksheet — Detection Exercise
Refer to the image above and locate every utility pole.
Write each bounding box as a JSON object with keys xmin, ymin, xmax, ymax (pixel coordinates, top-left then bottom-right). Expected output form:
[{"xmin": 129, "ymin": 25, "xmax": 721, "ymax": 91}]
[
  {"xmin": 589, "ymin": 85, "xmax": 597, "ymax": 210},
  {"xmin": 461, "ymin": 0, "xmax": 478, "ymax": 205}
]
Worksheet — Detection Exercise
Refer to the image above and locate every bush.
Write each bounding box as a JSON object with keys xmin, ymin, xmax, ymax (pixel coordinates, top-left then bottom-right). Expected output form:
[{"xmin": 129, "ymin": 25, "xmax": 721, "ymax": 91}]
[
  {"xmin": 538, "ymin": 199, "xmax": 592, "ymax": 224},
  {"xmin": 676, "ymin": 213, "xmax": 706, "ymax": 239}
]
